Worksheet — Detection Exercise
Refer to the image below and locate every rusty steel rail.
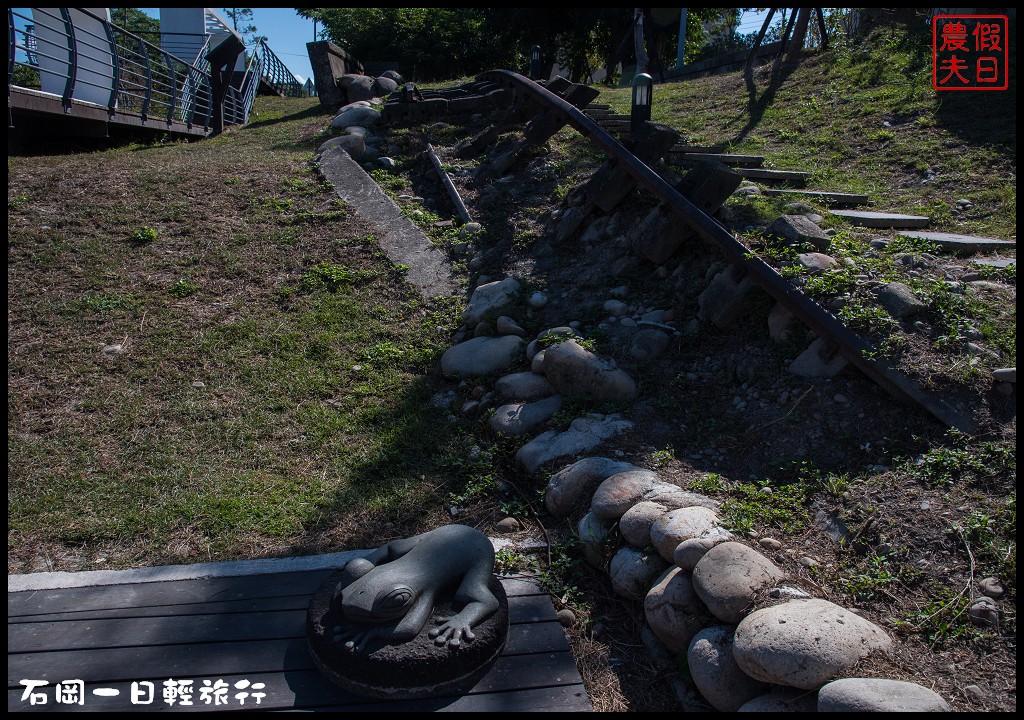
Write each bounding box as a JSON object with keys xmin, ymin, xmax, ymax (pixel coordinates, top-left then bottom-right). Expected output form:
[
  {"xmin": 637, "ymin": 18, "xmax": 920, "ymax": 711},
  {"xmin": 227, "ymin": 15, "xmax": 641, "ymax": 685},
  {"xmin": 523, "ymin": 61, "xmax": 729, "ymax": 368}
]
[{"xmin": 479, "ymin": 69, "xmax": 971, "ymax": 433}]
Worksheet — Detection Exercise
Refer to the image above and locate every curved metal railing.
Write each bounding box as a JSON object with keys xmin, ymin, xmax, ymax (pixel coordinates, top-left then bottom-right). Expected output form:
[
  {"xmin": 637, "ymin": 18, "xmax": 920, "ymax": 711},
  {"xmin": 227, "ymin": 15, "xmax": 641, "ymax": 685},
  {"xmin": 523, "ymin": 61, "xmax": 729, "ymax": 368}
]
[
  {"xmin": 252, "ymin": 38, "xmax": 303, "ymax": 98},
  {"xmin": 6, "ymin": 8, "xmax": 291, "ymax": 133}
]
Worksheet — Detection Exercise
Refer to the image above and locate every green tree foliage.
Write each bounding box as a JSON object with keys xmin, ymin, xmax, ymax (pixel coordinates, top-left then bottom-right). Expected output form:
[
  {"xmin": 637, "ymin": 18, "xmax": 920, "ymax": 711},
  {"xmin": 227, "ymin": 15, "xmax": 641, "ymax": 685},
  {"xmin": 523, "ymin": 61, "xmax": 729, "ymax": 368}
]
[
  {"xmin": 109, "ymin": 8, "xmax": 160, "ymax": 37},
  {"xmin": 222, "ymin": 7, "xmax": 264, "ymax": 44},
  {"xmin": 295, "ymin": 7, "xmax": 741, "ymax": 82}
]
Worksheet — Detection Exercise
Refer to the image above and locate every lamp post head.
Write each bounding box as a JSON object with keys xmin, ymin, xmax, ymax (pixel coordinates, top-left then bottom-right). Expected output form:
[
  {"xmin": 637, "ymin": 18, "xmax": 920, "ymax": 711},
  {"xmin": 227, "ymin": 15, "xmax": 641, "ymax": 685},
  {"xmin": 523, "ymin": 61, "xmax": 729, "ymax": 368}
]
[
  {"xmin": 529, "ymin": 45, "xmax": 542, "ymax": 79},
  {"xmin": 631, "ymin": 72, "xmax": 653, "ymax": 105},
  {"xmin": 630, "ymin": 73, "xmax": 653, "ymax": 135}
]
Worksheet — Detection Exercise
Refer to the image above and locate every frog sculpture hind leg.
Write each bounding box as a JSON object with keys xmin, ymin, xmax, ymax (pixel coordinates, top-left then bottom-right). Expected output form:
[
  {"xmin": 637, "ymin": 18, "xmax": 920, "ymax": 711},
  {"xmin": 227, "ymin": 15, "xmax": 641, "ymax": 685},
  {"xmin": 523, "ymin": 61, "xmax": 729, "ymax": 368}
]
[{"xmin": 330, "ymin": 524, "xmax": 499, "ymax": 653}]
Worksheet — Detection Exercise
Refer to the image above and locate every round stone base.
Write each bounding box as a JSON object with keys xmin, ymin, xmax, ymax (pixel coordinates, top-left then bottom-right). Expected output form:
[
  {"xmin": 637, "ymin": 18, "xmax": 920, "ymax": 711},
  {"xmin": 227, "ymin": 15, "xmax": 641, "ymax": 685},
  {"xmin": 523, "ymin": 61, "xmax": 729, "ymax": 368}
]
[{"xmin": 307, "ymin": 572, "xmax": 509, "ymax": 699}]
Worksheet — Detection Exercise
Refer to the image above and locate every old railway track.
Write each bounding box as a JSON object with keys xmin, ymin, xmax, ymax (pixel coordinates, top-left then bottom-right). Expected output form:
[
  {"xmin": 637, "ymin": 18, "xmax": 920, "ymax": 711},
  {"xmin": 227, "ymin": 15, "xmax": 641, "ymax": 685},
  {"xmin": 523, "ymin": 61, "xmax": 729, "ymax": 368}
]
[{"xmin": 383, "ymin": 70, "xmax": 974, "ymax": 434}]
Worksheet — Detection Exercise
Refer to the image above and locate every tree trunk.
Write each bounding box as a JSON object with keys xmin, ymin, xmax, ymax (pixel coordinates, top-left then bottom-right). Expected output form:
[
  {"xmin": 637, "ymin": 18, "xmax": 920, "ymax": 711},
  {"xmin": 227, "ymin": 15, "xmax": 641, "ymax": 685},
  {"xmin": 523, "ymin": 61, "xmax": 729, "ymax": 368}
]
[
  {"xmin": 787, "ymin": 8, "xmax": 813, "ymax": 62},
  {"xmin": 633, "ymin": 8, "xmax": 648, "ymax": 74}
]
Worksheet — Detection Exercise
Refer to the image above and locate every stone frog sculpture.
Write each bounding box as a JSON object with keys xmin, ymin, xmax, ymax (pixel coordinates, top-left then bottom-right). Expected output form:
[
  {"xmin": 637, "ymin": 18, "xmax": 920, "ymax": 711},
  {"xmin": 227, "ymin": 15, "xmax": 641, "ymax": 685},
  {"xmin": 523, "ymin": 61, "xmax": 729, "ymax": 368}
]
[{"xmin": 331, "ymin": 524, "xmax": 500, "ymax": 653}]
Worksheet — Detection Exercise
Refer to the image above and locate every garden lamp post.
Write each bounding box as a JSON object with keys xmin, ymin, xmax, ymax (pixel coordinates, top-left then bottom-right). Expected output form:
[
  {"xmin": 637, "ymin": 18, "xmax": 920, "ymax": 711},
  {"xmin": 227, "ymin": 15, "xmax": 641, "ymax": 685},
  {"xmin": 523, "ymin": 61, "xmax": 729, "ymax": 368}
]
[
  {"xmin": 630, "ymin": 72, "xmax": 653, "ymax": 135},
  {"xmin": 530, "ymin": 45, "xmax": 542, "ymax": 80}
]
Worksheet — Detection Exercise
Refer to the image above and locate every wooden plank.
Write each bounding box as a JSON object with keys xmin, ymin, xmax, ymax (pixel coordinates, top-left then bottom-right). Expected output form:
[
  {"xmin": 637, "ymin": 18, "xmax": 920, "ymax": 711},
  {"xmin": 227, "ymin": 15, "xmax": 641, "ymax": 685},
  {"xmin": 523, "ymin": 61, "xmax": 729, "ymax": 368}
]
[
  {"xmin": 6, "ymin": 655, "xmax": 593, "ymax": 716},
  {"xmin": 10, "ymin": 638, "xmax": 309, "ymax": 685},
  {"xmin": 342, "ymin": 684, "xmax": 592, "ymax": 713},
  {"xmin": 10, "ymin": 87, "xmax": 207, "ymax": 138},
  {"xmin": 970, "ymin": 257, "xmax": 1015, "ymax": 268},
  {"xmin": 9, "ymin": 593, "xmax": 558, "ymax": 654},
  {"xmin": 761, "ymin": 189, "xmax": 869, "ymax": 206},
  {"xmin": 9, "ymin": 618, "xmax": 573, "ymax": 686},
  {"xmin": 669, "ymin": 144, "xmax": 728, "ymax": 154},
  {"xmin": 895, "ymin": 230, "xmax": 1014, "ymax": 253},
  {"xmin": 8, "ymin": 574, "xmax": 547, "ymax": 619},
  {"xmin": 673, "ymin": 152, "xmax": 764, "ymax": 167},
  {"xmin": 736, "ymin": 168, "xmax": 808, "ymax": 184},
  {"xmin": 830, "ymin": 209, "xmax": 930, "ymax": 228},
  {"xmin": 8, "ymin": 570, "xmax": 332, "ymax": 617},
  {"xmin": 9, "ymin": 608, "xmax": 305, "ymax": 652},
  {"xmin": 11, "ymin": 594, "xmax": 311, "ymax": 624}
]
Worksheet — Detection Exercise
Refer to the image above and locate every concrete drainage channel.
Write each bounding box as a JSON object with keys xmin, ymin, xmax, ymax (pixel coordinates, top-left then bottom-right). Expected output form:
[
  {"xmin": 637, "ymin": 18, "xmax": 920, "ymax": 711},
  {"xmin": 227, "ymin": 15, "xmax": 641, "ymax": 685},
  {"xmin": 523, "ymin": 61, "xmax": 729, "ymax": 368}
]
[{"xmin": 309, "ymin": 73, "xmax": 1004, "ymax": 711}]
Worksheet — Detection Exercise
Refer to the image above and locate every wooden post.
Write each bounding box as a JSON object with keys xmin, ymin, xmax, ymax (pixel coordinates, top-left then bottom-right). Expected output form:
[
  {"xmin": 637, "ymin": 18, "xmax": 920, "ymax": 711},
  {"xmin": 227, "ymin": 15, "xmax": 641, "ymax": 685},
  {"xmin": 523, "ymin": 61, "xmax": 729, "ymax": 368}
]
[
  {"xmin": 206, "ymin": 34, "xmax": 245, "ymax": 135},
  {"xmin": 633, "ymin": 9, "xmax": 648, "ymax": 74},
  {"xmin": 787, "ymin": 8, "xmax": 813, "ymax": 62},
  {"xmin": 815, "ymin": 8, "xmax": 829, "ymax": 50},
  {"xmin": 746, "ymin": 8, "xmax": 777, "ymax": 70}
]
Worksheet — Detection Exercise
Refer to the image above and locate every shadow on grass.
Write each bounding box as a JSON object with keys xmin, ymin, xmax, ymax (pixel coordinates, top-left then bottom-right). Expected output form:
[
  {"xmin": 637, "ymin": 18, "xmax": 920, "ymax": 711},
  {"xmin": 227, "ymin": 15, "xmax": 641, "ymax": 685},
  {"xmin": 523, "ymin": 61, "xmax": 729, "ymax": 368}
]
[
  {"xmin": 287, "ymin": 367, "xmax": 504, "ymax": 553},
  {"xmin": 727, "ymin": 55, "xmax": 801, "ymax": 147},
  {"xmin": 933, "ymin": 28, "xmax": 1016, "ymax": 151},
  {"xmin": 245, "ymin": 102, "xmax": 328, "ymax": 130}
]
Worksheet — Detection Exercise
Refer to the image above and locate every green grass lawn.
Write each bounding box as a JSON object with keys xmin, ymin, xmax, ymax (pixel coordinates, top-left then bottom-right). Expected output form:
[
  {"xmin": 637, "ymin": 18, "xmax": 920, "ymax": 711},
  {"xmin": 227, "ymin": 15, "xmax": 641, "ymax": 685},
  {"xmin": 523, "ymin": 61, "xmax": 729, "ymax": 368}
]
[{"xmin": 8, "ymin": 97, "xmax": 481, "ymax": 572}]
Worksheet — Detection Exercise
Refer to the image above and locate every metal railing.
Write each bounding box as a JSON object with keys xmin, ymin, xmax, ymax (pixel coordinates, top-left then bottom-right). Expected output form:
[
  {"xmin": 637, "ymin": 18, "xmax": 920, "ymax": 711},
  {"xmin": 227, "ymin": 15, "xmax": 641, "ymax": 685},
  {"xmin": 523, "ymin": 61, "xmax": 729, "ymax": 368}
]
[
  {"xmin": 251, "ymin": 38, "xmax": 303, "ymax": 98},
  {"xmin": 7, "ymin": 8, "xmax": 264, "ymax": 133}
]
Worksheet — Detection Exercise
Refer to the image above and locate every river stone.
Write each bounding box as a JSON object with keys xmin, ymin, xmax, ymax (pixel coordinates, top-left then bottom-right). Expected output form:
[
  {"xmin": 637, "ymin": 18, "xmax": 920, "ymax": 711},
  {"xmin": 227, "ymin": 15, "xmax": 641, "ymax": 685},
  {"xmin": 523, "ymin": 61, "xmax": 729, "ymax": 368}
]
[
  {"xmin": 337, "ymin": 74, "xmax": 375, "ymax": 102},
  {"xmin": 767, "ymin": 215, "xmax": 831, "ymax": 251},
  {"xmin": 440, "ymin": 336, "xmax": 525, "ymax": 378},
  {"xmin": 688, "ymin": 626, "xmax": 770, "ymax": 712},
  {"xmin": 604, "ymin": 299, "xmax": 628, "ymax": 316},
  {"xmin": 494, "ymin": 372, "xmax": 554, "ymax": 402},
  {"xmin": 578, "ymin": 511, "xmax": 612, "ymax": 570},
  {"xmin": 738, "ymin": 687, "xmax": 819, "ymax": 712},
  {"xmin": 630, "ymin": 328, "xmax": 670, "ymax": 361},
  {"xmin": 992, "ymin": 368, "xmax": 1016, "ymax": 383},
  {"xmin": 650, "ymin": 506, "xmax": 721, "ymax": 562},
  {"xmin": 609, "ymin": 547, "xmax": 669, "ymax": 601},
  {"xmin": 692, "ymin": 542, "xmax": 785, "ymax": 622},
  {"xmin": 644, "ymin": 568, "xmax": 708, "ymax": 654},
  {"xmin": 768, "ymin": 302, "xmax": 800, "ymax": 343},
  {"xmin": 674, "ymin": 527, "xmax": 735, "ymax": 571},
  {"xmin": 733, "ymin": 599, "xmax": 893, "ymax": 689},
  {"xmin": 330, "ymin": 102, "xmax": 381, "ymax": 129},
  {"xmin": 875, "ymin": 282, "xmax": 926, "ymax": 319},
  {"xmin": 542, "ymin": 340, "xmax": 638, "ymax": 403},
  {"xmin": 515, "ymin": 414, "xmax": 633, "ymax": 476},
  {"xmin": 489, "ymin": 395, "xmax": 563, "ymax": 436},
  {"xmin": 789, "ymin": 337, "xmax": 849, "ymax": 378},
  {"xmin": 619, "ymin": 501, "xmax": 670, "ymax": 548},
  {"xmin": 590, "ymin": 470, "xmax": 662, "ymax": 520},
  {"xmin": 463, "ymin": 278, "xmax": 521, "ymax": 326},
  {"xmin": 495, "ymin": 315, "xmax": 527, "ymax": 337},
  {"xmin": 544, "ymin": 457, "xmax": 638, "ymax": 519},
  {"xmin": 817, "ymin": 678, "xmax": 951, "ymax": 712},
  {"xmin": 643, "ymin": 484, "xmax": 720, "ymax": 512},
  {"xmin": 372, "ymin": 76, "xmax": 398, "ymax": 97},
  {"xmin": 531, "ymin": 349, "xmax": 546, "ymax": 374},
  {"xmin": 317, "ymin": 133, "xmax": 366, "ymax": 158},
  {"xmin": 797, "ymin": 252, "xmax": 838, "ymax": 273}
]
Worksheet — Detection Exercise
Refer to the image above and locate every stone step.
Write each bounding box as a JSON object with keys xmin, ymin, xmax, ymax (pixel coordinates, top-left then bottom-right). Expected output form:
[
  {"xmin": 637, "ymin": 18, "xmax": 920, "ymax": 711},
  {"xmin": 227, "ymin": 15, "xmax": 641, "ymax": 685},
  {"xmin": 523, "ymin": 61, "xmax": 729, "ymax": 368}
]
[
  {"xmin": 971, "ymin": 257, "xmax": 1016, "ymax": 268},
  {"xmin": 673, "ymin": 153, "xmax": 764, "ymax": 167},
  {"xmin": 735, "ymin": 168, "xmax": 808, "ymax": 185},
  {"xmin": 895, "ymin": 230, "xmax": 1015, "ymax": 253},
  {"xmin": 761, "ymin": 189, "xmax": 869, "ymax": 206},
  {"xmin": 829, "ymin": 209, "xmax": 929, "ymax": 229},
  {"xmin": 670, "ymin": 144, "xmax": 728, "ymax": 154}
]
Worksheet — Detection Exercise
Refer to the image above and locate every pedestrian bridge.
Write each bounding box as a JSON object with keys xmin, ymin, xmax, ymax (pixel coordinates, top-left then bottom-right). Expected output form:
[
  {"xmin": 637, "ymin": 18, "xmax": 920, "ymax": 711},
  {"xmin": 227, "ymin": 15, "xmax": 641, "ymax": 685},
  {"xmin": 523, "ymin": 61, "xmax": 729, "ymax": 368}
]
[{"xmin": 8, "ymin": 7, "xmax": 304, "ymax": 139}]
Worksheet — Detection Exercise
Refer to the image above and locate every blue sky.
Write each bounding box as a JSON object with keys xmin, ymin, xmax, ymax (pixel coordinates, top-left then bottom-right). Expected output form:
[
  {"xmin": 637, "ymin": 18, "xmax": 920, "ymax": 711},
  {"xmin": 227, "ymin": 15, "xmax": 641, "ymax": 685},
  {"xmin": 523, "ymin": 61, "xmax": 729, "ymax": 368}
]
[{"xmin": 140, "ymin": 8, "xmax": 316, "ymax": 83}]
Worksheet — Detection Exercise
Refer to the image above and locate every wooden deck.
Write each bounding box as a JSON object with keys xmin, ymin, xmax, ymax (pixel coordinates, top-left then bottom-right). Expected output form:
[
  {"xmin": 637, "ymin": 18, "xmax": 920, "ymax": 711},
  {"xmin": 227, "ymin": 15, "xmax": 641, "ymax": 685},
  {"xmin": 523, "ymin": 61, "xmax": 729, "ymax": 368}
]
[
  {"xmin": 10, "ymin": 86, "xmax": 210, "ymax": 138},
  {"xmin": 8, "ymin": 569, "xmax": 591, "ymax": 712}
]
